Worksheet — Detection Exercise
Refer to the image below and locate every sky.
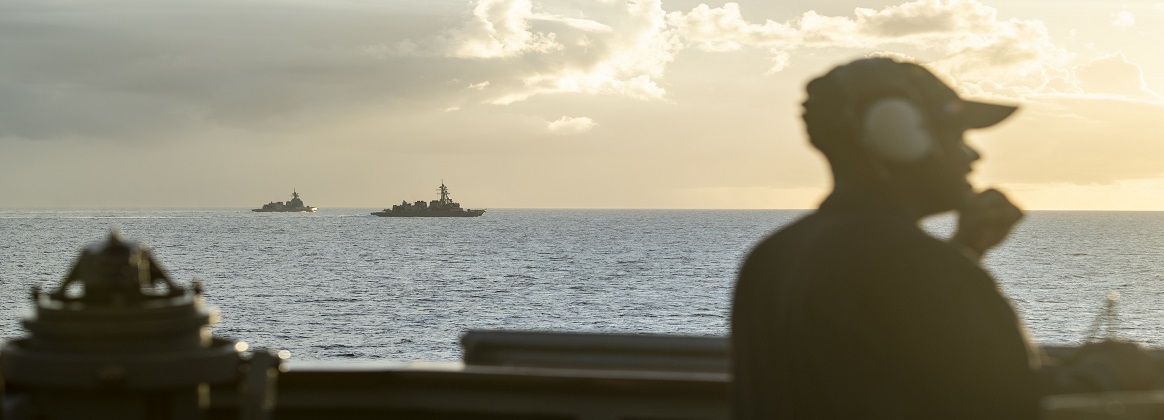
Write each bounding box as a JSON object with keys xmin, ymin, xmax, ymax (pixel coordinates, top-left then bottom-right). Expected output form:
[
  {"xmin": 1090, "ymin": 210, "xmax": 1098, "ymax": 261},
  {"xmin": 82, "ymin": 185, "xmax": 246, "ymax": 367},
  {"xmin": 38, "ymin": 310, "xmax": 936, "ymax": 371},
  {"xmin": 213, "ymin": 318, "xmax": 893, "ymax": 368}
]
[{"xmin": 2, "ymin": 0, "xmax": 1163, "ymax": 210}]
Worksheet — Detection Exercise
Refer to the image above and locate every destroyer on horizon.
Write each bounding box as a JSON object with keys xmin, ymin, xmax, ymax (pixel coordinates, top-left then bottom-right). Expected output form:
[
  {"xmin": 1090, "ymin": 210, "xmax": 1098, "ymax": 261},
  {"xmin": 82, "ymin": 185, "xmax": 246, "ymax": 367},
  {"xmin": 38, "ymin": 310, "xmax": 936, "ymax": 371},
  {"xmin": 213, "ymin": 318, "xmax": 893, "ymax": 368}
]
[
  {"xmin": 373, "ymin": 183, "xmax": 485, "ymax": 217},
  {"xmin": 253, "ymin": 190, "xmax": 317, "ymax": 212}
]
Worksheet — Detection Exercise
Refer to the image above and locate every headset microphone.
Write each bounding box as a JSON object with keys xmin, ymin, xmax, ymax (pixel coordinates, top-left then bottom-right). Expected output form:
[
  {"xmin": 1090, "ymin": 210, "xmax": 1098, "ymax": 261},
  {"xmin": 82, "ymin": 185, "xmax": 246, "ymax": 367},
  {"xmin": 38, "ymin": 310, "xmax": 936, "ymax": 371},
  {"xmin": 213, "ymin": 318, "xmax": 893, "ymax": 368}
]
[{"xmin": 860, "ymin": 97, "xmax": 934, "ymax": 163}]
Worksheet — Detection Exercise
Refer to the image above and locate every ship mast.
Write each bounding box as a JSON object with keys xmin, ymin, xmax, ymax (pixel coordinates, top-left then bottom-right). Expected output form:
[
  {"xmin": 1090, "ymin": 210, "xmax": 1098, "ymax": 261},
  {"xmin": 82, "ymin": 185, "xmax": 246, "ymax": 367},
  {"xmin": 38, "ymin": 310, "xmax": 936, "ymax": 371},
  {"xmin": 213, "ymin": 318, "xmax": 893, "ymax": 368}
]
[{"xmin": 438, "ymin": 181, "xmax": 451, "ymax": 205}]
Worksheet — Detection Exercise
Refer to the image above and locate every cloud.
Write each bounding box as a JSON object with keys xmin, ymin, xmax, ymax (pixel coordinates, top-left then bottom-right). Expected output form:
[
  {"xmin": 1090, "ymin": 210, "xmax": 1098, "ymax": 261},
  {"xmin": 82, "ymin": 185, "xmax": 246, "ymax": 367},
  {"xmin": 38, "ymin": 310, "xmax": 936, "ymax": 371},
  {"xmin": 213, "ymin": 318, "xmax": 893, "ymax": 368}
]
[
  {"xmin": 0, "ymin": 0, "xmax": 486, "ymax": 141},
  {"xmin": 667, "ymin": 0, "xmax": 1078, "ymax": 98},
  {"xmin": 546, "ymin": 116, "xmax": 596, "ymax": 135},
  {"xmin": 1112, "ymin": 10, "xmax": 1135, "ymax": 28},
  {"xmin": 661, "ymin": 0, "xmax": 1164, "ymax": 105},
  {"xmin": 3, "ymin": 0, "xmax": 1157, "ymax": 149},
  {"xmin": 853, "ymin": 0, "xmax": 1000, "ymax": 38},
  {"xmin": 440, "ymin": 0, "xmax": 1095, "ymax": 105},
  {"xmin": 1074, "ymin": 54, "xmax": 1162, "ymax": 101},
  {"xmin": 444, "ymin": 0, "xmax": 680, "ymax": 105},
  {"xmin": 665, "ymin": 3, "xmax": 796, "ymax": 52},
  {"xmin": 447, "ymin": 0, "xmax": 562, "ymax": 58},
  {"xmin": 668, "ymin": 1, "xmax": 1012, "ymax": 51},
  {"xmin": 531, "ymin": 14, "xmax": 614, "ymax": 33}
]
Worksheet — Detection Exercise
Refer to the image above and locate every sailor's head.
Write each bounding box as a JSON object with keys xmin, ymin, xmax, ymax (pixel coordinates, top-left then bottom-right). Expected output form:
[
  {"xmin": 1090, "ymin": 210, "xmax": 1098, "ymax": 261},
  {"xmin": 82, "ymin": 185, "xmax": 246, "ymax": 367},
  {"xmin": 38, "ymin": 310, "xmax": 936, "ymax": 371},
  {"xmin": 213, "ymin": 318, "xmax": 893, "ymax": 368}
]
[{"xmin": 801, "ymin": 57, "xmax": 1018, "ymax": 214}]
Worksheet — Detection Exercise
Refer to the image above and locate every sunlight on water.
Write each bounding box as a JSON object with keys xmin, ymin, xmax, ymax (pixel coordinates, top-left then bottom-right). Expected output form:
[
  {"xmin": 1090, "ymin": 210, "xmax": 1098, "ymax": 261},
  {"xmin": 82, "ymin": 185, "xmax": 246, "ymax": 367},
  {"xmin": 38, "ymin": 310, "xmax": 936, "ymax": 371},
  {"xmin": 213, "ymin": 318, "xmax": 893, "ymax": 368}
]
[{"xmin": 2, "ymin": 209, "xmax": 1163, "ymax": 361}]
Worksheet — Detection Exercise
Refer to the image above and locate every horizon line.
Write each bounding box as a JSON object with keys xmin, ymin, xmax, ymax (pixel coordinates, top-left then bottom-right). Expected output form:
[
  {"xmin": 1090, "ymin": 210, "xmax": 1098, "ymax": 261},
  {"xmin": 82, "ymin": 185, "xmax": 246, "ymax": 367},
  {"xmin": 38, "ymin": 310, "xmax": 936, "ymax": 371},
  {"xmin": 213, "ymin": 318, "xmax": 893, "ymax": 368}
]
[{"xmin": 2, "ymin": 206, "xmax": 1163, "ymax": 212}]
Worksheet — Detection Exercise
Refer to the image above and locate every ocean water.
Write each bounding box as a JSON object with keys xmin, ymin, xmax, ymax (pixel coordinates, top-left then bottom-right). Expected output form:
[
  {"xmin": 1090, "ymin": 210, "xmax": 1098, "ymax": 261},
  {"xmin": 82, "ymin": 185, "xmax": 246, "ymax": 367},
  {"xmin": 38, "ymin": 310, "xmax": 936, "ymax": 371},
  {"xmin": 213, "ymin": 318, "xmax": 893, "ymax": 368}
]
[{"xmin": 2, "ymin": 209, "xmax": 1163, "ymax": 362}]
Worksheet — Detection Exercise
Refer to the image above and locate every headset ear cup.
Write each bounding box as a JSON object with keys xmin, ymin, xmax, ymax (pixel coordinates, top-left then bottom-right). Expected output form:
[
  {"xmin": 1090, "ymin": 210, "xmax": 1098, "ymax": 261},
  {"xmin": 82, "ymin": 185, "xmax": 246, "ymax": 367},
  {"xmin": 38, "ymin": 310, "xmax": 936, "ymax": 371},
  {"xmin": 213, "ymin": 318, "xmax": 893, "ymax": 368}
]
[{"xmin": 861, "ymin": 98, "xmax": 933, "ymax": 163}]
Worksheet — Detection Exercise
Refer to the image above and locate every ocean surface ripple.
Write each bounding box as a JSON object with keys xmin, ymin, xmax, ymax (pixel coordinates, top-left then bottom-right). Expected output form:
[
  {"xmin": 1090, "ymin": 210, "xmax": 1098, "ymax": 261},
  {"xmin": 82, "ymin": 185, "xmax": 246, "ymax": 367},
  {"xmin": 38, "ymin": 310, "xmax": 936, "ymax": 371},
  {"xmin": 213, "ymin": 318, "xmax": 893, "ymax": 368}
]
[{"xmin": 2, "ymin": 209, "xmax": 1163, "ymax": 361}]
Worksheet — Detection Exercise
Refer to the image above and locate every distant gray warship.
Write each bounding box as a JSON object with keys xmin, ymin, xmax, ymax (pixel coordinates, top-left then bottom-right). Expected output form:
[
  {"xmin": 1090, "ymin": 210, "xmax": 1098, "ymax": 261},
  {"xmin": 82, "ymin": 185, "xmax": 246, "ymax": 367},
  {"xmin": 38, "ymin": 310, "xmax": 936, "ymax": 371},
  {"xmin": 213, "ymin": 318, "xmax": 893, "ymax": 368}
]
[
  {"xmin": 372, "ymin": 182, "xmax": 484, "ymax": 217},
  {"xmin": 253, "ymin": 190, "xmax": 317, "ymax": 212}
]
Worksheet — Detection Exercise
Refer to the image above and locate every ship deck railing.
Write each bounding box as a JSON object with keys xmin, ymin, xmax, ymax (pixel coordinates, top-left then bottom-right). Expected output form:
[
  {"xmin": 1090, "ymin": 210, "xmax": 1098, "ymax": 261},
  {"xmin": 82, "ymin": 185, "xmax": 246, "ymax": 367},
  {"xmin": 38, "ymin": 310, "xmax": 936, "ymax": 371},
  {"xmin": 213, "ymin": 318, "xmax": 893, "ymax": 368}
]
[
  {"xmin": 7, "ymin": 330, "xmax": 1164, "ymax": 419},
  {"xmin": 243, "ymin": 331, "xmax": 1164, "ymax": 419}
]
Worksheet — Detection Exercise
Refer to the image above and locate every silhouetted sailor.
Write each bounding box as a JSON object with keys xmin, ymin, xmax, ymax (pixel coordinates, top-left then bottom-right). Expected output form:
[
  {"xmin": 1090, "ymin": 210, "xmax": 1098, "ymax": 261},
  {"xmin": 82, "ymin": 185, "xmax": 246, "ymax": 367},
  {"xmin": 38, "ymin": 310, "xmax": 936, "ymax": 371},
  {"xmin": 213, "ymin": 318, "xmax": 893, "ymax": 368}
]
[{"xmin": 730, "ymin": 57, "xmax": 1157, "ymax": 419}]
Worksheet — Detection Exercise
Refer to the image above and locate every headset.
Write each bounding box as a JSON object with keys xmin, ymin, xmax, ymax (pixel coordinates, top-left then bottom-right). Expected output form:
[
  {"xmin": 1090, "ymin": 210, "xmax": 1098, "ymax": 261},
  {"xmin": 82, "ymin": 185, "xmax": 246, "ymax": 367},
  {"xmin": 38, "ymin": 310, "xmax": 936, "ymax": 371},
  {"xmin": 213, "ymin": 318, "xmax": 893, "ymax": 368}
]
[
  {"xmin": 859, "ymin": 97, "xmax": 934, "ymax": 163},
  {"xmin": 825, "ymin": 59, "xmax": 938, "ymax": 164}
]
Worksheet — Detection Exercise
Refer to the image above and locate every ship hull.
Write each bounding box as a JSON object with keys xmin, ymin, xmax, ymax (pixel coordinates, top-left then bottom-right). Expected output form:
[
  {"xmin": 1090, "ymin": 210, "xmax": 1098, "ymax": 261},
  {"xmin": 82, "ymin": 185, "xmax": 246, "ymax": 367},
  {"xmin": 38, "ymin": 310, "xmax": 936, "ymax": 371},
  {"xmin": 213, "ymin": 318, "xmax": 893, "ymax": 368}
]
[{"xmin": 371, "ymin": 210, "xmax": 484, "ymax": 217}]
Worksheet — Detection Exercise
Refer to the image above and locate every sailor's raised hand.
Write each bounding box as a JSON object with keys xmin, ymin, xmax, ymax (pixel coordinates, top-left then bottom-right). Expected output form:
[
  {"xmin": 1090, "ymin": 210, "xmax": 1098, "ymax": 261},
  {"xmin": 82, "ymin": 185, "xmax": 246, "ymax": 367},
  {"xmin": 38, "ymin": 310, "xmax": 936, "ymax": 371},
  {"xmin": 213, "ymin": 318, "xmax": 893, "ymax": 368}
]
[{"xmin": 951, "ymin": 188, "xmax": 1023, "ymax": 260}]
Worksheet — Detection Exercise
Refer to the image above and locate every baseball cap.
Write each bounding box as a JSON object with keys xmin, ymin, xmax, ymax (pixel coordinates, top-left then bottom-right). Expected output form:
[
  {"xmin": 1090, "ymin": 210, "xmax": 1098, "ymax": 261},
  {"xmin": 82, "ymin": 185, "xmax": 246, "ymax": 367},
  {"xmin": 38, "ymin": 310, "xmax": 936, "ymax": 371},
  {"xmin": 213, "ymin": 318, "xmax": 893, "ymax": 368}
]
[{"xmin": 818, "ymin": 57, "xmax": 1018, "ymax": 130}]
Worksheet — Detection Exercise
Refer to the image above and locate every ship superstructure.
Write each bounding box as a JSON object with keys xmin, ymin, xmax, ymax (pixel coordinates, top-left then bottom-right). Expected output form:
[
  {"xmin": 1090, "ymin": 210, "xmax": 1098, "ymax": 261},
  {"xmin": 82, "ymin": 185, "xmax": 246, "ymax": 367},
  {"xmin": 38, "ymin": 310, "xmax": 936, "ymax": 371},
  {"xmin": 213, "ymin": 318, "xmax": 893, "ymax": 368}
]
[
  {"xmin": 372, "ymin": 182, "xmax": 484, "ymax": 217},
  {"xmin": 253, "ymin": 190, "xmax": 317, "ymax": 212}
]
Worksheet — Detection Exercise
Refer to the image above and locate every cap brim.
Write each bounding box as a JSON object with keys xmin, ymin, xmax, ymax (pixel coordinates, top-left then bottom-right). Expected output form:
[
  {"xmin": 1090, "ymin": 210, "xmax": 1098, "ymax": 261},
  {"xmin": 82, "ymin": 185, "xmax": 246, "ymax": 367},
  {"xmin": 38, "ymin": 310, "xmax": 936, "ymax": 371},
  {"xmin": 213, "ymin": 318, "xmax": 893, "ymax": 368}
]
[{"xmin": 959, "ymin": 100, "xmax": 1018, "ymax": 129}]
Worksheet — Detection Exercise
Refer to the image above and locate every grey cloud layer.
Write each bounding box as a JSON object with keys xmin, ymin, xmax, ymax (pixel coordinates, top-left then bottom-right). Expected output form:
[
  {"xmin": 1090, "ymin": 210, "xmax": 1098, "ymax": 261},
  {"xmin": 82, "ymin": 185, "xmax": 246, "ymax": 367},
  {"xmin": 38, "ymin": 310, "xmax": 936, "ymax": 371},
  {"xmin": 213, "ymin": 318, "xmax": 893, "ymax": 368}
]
[
  {"xmin": 0, "ymin": 0, "xmax": 473, "ymax": 141},
  {"xmin": 3, "ymin": 0, "xmax": 1158, "ymax": 151}
]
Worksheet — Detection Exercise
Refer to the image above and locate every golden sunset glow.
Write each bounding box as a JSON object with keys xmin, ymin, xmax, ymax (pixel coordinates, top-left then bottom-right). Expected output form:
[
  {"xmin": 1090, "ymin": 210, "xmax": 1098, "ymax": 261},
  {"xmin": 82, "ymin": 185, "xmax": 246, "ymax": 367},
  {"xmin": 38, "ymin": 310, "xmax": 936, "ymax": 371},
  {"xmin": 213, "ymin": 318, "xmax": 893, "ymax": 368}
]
[{"xmin": 2, "ymin": 0, "xmax": 1162, "ymax": 210}]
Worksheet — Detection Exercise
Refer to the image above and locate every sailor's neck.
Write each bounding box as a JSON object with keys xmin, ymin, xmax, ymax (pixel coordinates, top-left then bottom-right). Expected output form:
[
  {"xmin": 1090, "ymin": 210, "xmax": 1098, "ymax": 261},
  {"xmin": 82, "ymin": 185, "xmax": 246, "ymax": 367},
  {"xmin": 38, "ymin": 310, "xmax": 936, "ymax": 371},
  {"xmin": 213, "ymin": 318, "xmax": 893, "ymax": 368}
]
[{"xmin": 826, "ymin": 182, "xmax": 927, "ymax": 222}]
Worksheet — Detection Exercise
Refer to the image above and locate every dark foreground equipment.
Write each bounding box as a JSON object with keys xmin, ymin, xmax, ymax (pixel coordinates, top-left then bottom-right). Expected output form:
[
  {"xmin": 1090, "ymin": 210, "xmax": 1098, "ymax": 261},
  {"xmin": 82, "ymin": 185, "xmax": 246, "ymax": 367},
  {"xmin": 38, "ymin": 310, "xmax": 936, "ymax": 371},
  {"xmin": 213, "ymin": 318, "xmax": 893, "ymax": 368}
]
[{"xmin": 0, "ymin": 232, "xmax": 282, "ymax": 420}]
